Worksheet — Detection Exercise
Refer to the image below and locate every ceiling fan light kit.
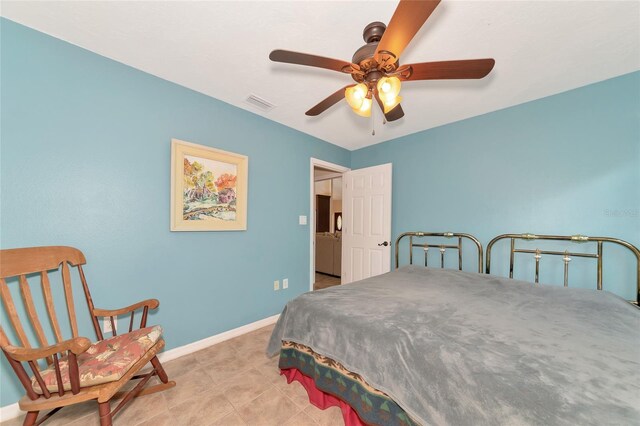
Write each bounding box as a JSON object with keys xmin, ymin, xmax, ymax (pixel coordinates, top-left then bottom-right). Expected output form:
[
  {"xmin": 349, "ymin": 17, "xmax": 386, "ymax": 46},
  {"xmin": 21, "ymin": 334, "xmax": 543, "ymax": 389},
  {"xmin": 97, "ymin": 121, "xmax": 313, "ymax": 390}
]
[
  {"xmin": 345, "ymin": 84, "xmax": 369, "ymax": 110},
  {"xmin": 383, "ymin": 95, "xmax": 402, "ymax": 114},
  {"xmin": 354, "ymin": 97, "xmax": 373, "ymax": 118},
  {"xmin": 270, "ymin": 0, "xmax": 495, "ymax": 126},
  {"xmin": 377, "ymin": 76, "xmax": 402, "ymax": 112}
]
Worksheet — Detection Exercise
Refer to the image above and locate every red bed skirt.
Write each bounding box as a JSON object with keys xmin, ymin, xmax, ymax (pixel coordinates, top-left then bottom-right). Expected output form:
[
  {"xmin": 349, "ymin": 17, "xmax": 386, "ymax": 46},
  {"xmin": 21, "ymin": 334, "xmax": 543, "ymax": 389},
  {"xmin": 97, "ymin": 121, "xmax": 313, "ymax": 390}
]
[{"xmin": 281, "ymin": 367, "xmax": 369, "ymax": 426}]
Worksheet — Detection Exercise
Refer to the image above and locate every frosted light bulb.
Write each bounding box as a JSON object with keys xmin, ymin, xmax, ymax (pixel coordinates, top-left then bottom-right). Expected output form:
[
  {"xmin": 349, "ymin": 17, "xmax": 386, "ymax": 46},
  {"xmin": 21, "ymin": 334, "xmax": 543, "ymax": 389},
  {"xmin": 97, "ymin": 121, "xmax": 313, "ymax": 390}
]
[
  {"xmin": 352, "ymin": 97, "xmax": 372, "ymax": 117},
  {"xmin": 345, "ymin": 83, "xmax": 369, "ymax": 110},
  {"xmin": 376, "ymin": 76, "xmax": 401, "ymax": 104}
]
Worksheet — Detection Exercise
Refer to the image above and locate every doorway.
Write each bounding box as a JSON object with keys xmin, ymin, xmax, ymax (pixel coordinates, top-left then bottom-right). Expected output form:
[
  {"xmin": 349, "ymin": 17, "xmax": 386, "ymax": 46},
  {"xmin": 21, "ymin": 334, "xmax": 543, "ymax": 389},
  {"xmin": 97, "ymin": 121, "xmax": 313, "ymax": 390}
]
[
  {"xmin": 316, "ymin": 195, "xmax": 331, "ymax": 233},
  {"xmin": 309, "ymin": 158, "xmax": 350, "ymax": 291}
]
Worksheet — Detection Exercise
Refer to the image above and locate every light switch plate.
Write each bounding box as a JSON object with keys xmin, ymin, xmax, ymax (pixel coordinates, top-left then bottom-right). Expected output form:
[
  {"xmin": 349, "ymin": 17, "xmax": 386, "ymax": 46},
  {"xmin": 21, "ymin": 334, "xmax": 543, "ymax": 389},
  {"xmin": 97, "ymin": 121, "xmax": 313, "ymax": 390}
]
[
  {"xmin": 299, "ymin": 215, "xmax": 307, "ymax": 225},
  {"xmin": 103, "ymin": 317, "xmax": 117, "ymax": 333}
]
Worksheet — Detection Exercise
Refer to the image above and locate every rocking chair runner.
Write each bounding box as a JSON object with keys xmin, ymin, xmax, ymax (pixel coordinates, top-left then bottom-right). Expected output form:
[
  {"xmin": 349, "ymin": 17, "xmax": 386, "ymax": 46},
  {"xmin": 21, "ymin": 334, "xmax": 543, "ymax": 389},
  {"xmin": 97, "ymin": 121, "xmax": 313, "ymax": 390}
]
[{"xmin": 0, "ymin": 246, "xmax": 176, "ymax": 425}]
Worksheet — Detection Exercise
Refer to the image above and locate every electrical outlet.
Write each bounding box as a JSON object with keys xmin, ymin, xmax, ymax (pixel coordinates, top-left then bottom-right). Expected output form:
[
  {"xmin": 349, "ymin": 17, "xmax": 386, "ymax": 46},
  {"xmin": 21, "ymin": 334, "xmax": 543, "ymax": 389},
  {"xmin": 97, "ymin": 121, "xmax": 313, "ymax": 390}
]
[
  {"xmin": 103, "ymin": 317, "xmax": 117, "ymax": 333},
  {"xmin": 274, "ymin": 280, "xmax": 280, "ymax": 291},
  {"xmin": 283, "ymin": 278, "xmax": 289, "ymax": 289}
]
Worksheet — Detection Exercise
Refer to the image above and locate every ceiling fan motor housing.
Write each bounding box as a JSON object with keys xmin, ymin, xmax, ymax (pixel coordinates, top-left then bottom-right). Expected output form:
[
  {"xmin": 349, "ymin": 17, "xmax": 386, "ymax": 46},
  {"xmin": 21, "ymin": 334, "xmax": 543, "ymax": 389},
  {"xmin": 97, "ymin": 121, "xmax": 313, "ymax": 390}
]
[
  {"xmin": 352, "ymin": 22, "xmax": 399, "ymax": 83},
  {"xmin": 363, "ymin": 21, "xmax": 386, "ymax": 43},
  {"xmin": 352, "ymin": 44, "xmax": 378, "ymax": 67}
]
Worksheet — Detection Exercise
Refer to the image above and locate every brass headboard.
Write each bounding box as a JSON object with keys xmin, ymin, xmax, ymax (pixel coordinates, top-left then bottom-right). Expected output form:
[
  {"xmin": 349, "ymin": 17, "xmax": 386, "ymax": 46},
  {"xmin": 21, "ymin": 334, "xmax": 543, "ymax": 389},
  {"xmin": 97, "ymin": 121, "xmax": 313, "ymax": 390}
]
[
  {"xmin": 395, "ymin": 232, "xmax": 483, "ymax": 273},
  {"xmin": 486, "ymin": 233, "xmax": 640, "ymax": 305}
]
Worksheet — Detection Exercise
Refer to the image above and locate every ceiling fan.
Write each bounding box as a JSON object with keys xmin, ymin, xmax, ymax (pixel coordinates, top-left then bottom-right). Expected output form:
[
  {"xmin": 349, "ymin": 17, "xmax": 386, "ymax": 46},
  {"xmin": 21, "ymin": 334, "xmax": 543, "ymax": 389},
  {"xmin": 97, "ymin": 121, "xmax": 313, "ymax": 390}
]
[{"xmin": 269, "ymin": 0, "xmax": 495, "ymax": 122}]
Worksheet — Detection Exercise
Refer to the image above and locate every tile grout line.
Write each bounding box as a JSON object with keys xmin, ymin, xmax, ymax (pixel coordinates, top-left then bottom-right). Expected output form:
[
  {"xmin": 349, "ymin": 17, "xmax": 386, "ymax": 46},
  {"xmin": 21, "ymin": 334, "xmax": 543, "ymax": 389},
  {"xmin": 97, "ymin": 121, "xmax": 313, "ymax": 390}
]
[
  {"xmin": 0, "ymin": 317, "xmax": 280, "ymax": 423},
  {"xmin": 235, "ymin": 384, "xmax": 305, "ymax": 425},
  {"xmin": 3, "ymin": 323, "xmax": 322, "ymax": 426}
]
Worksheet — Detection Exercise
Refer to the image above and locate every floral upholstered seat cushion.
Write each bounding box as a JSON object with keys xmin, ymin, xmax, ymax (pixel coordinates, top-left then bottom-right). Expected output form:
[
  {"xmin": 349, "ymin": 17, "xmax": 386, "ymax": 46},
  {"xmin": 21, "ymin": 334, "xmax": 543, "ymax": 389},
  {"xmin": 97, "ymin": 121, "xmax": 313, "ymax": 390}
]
[{"xmin": 31, "ymin": 325, "xmax": 163, "ymax": 394}]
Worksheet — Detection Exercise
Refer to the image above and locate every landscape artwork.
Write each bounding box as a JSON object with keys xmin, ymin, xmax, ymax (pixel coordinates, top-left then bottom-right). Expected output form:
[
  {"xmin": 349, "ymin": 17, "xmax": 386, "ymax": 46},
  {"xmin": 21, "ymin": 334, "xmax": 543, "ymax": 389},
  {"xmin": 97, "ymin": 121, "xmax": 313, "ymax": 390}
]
[
  {"xmin": 183, "ymin": 155, "xmax": 237, "ymax": 221},
  {"xmin": 171, "ymin": 139, "xmax": 248, "ymax": 231}
]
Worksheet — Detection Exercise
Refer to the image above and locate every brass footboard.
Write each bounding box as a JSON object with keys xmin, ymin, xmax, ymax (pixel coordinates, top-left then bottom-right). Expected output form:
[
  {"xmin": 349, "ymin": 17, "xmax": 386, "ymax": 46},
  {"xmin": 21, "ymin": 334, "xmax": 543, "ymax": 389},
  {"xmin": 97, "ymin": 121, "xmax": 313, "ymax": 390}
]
[
  {"xmin": 395, "ymin": 232, "xmax": 483, "ymax": 273},
  {"xmin": 486, "ymin": 233, "xmax": 640, "ymax": 305}
]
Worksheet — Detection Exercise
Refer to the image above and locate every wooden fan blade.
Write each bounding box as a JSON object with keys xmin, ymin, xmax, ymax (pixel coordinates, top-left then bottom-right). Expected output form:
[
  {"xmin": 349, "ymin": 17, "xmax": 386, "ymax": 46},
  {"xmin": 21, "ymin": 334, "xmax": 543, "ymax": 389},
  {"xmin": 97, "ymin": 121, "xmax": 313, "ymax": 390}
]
[
  {"xmin": 270, "ymin": 50, "xmax": 356, "ymax": 73},
  {"xmin": 374, "ymin": 91, "xmax": 405, "ymax": 122},
  {"xmin": 306, "ymin": 85, "xmax": 355, "ymax": 116},
  {"xmin": 375, "ymin": 0, "xmax": 441, "ymax": 65},
  {"xmin": 401, "ymin": 59, "xmax": 495, "ymax": 81},
  {"xmin": 384, "ymin": 103, "xmax": 405, "ymax": 122}
]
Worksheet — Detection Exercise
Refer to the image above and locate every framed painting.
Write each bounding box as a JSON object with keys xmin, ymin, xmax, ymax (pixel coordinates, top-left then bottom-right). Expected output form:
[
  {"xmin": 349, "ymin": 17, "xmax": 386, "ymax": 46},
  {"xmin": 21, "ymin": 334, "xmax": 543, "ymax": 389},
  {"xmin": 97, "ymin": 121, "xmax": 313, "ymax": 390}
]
[{"xmin": 171, "ymin": 139, "xmax": 248, "ymax": 231}]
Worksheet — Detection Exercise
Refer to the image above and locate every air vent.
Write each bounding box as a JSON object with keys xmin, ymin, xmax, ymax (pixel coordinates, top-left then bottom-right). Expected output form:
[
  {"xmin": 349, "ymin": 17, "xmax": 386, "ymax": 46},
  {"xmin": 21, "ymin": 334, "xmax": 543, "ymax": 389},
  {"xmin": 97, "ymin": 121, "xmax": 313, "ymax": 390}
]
[{"xmin": 245, "ymin": 94, "xmax": 276, "ymax": 112}]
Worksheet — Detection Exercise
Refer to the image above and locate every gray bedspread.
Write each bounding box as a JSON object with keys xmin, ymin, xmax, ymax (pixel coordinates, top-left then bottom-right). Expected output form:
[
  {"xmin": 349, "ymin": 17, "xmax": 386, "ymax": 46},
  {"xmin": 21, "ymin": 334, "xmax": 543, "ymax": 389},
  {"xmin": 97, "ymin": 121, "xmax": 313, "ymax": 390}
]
[{"xmin": 267, "ymin": 266, "xmax": 640, "ymax": 426}]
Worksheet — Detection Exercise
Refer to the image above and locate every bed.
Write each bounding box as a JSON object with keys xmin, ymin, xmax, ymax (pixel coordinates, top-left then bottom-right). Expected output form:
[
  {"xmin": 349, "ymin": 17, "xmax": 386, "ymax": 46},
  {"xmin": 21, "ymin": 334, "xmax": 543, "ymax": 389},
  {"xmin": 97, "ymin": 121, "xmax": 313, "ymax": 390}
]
[{"xmin": 267, "ymin": 232, "xmax": 640, "ymax": 425}]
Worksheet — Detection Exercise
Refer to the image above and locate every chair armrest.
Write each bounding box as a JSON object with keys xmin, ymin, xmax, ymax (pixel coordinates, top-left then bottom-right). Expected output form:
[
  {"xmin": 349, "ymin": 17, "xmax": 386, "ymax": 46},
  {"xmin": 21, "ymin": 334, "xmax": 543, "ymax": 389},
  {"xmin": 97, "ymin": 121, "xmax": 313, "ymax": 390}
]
[
  {"xmin": 93, "ymin": 299, "xmax": 159, "ymax": 317},
  {"xmin": 3, "ymin": 337, "xmax": 91, "ymax": 362}
]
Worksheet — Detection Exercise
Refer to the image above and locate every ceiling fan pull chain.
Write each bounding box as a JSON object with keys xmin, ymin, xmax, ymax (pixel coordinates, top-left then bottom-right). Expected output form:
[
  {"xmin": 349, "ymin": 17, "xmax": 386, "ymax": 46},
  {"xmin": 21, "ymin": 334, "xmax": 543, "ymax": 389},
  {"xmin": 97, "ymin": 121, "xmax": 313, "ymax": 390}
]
[{"xmin": 371, "ymin": 105, "xmax": 376, "ymax": 136}]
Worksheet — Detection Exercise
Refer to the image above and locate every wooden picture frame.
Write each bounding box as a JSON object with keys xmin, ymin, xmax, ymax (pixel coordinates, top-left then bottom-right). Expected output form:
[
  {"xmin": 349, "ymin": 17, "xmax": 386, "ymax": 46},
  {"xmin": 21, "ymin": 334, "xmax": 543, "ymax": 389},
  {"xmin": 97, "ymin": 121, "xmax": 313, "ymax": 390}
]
[{"xmin": 171, "ymin": 139, "xmax": 248, "ymax": 231}]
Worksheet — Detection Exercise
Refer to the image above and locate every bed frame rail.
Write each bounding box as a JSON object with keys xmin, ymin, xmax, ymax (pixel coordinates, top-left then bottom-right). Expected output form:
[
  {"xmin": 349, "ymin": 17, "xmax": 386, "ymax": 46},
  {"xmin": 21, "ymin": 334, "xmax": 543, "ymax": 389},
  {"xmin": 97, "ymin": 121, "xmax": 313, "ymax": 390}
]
[
  {"xmin": 395, "ymin": 232, "xmax": 483, "ymax": 273},
  {"xmin": 486, "ymin": 233, "xmax": 640, "ymax": 305}
]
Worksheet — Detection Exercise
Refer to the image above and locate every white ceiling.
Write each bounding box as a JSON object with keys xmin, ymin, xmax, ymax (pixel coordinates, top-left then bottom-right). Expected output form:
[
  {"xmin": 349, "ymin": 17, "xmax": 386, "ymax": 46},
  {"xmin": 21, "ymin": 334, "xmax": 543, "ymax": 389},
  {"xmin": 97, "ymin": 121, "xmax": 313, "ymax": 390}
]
[{"xmin": 2, "ymin": 1, "xmax": 639, "ymax": 150}]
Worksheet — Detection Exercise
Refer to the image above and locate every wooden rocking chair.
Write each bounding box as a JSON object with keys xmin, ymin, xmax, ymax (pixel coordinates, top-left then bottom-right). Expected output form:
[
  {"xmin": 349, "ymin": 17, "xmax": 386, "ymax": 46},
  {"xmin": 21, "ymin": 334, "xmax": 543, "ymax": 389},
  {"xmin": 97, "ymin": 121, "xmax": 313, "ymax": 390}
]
[{"xmin": 0, "ymin": 246, "xmax": 176, "ymax": 425}]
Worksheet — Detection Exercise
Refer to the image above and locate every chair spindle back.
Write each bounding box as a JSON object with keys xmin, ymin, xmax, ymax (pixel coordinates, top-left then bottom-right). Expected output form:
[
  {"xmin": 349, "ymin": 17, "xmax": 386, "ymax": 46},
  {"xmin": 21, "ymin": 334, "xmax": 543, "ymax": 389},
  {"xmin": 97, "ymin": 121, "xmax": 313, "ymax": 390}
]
[
  {"xmin": 0, "ymin": 246, "xmax": 98, "ymax": 400},
  {"xmin": 0, "ymin": 246, "xmax": 100, "ymax": 348}
]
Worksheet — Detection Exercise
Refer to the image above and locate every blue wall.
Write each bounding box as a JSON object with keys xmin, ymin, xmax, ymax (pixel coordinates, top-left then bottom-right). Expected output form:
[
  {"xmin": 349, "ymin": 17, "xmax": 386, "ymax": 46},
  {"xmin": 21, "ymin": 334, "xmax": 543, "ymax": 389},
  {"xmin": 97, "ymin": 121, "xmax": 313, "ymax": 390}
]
[
  {"xmin": 0, "ymin": 19, "xmax": 349, "ymax": 406},
  {"xmin": 352, "ymin": 71, "xmax": 640, "ymax": 298},
  {"xmin": 2, "ymin": 17, "xmax": 639, "ymax": 409}
]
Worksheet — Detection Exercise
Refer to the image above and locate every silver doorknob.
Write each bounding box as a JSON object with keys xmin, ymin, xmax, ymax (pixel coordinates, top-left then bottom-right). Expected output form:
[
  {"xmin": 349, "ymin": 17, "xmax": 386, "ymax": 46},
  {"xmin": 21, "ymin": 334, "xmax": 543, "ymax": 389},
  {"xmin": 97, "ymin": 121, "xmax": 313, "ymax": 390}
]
[{"xmin": 378, "ymin": 241, "xmax": 389, "ymax": 246}]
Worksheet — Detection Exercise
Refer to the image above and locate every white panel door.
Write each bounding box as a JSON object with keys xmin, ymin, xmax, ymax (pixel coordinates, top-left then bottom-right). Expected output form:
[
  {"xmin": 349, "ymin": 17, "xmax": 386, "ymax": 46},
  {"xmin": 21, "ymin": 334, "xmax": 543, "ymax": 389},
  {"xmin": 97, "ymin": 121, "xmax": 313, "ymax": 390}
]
[{"xmin": 342, "ymin": 163, "xmax": 392, "ymax": 284}]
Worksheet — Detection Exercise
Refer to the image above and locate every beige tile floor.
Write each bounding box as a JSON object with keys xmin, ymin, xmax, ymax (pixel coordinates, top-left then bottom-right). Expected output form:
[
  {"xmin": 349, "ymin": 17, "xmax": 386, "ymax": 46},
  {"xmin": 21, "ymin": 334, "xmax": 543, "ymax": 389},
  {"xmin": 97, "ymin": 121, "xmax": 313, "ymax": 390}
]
[
  {"xmin": 313, "ymin": 273, "xmax": 341, "ymax": 291},
  {"xmin": 1, "ymin": 324, "xmax": 345, "ymax": 426}
]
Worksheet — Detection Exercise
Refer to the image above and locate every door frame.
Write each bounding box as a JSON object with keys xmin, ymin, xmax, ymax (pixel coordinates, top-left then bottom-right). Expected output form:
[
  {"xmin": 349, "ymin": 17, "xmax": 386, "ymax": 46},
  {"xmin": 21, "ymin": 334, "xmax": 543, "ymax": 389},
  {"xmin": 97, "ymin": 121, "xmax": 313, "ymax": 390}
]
[{"xmin": 309, "ymin": 158, "xmax": 350, "ymax": 291}]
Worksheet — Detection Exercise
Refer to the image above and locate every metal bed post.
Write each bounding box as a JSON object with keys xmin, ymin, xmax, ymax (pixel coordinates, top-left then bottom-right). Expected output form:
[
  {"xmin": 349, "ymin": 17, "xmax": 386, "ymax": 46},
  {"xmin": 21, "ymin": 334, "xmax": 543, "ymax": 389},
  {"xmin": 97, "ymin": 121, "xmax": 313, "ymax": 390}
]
[
  {"xmin": 486, "ymin": 233, "xmax": 640, "ymax": 305},
  {"xmin": 395, "ymin": 232, "xmax": 483, "ymax": 273}
]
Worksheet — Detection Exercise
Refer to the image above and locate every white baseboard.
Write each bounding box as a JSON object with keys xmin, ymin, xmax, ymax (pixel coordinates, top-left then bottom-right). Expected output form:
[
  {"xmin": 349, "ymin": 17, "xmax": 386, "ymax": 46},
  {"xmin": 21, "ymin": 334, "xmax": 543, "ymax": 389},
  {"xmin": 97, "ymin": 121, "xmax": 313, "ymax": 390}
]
[
  {"xmin": 0, "ymin": 314, "xmax": 280, "ymax": 422},
  {"xmin": 0, "ymin": 403, "xmax": 20, "ymax": 423},
  {"xmin": 157, "ymin": 313, "xmax": 279, "ymax": 363}
]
